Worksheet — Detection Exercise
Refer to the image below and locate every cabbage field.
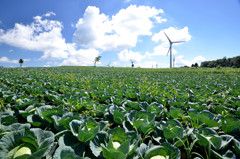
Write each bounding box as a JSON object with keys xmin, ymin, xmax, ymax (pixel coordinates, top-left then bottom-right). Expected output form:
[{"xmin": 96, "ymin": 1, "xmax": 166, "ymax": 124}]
[{"xmin": 0, "ymin": 67, "xmax": 240, "ymax": 159}]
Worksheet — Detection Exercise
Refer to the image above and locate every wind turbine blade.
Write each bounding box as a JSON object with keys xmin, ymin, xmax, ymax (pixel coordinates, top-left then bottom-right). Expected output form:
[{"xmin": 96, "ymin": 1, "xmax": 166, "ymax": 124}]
[
  {"xmin": 164, "ymin": 32, "xmax": 172, "ymax": 44},
  {"xmin": 166, "ymin": 46, "xmax": 171, "ymax": 56},
  {"xmin": 172, "ymin": 41, "xmax": 185, "ymax": 43}
]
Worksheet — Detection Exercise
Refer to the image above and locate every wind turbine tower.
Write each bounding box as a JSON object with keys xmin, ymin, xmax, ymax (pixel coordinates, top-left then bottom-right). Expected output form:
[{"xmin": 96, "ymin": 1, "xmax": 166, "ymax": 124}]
[
  {"xmin": 173, "ymin": 54, "xmax": 175, "ymax": 68},
  {"xmin": 164, "ymin": 32, "xmax": 185, "ymax": 68}
]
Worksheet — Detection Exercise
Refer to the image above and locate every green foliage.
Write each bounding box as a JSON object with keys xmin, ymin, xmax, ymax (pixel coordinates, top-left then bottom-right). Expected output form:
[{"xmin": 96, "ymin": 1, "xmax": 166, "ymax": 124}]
[
  {"xmin": 0, "ymin": 127, "xmax": 55, "ymax": 159},
  {"xmin": 69, "ymin": 117, "xmax": 106, "ymax": 143},
  {"xmin": 201, "ymin": 56, "xmax": 240, "ymax": 68},
  {"xmin": 0, "ymin": 66, "xmax": 239, "ymax": 158},
  {"xmin": 144, "ymin": 143, "xmax": 181, "ymax": 159}
]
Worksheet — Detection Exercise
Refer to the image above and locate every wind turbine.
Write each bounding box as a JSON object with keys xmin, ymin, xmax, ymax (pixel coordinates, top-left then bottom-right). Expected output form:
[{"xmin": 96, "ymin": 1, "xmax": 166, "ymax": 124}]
[
  {"xmin": 106, "ymin": 61, "xmax": 111, "ymax": 67},
  {"xmin": 164, "ymin": 32, "xmax": 185, "ymax": 68},
  {"xmin": 173, "ymin": 54, "xmax": 175, "ymax": 68}
]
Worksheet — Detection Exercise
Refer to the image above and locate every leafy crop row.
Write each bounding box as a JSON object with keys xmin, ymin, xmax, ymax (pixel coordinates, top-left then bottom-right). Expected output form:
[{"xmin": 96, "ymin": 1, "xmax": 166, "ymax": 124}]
[{"xmin": 0, "ymin": 67, "xmax": 240, "ymax": 159}]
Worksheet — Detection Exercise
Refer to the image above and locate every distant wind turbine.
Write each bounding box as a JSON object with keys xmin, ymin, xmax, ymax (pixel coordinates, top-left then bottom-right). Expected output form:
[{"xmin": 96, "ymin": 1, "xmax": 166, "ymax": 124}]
[
  {"xmin": 173, "ymin": 54, "xmax": 175, "ymax": 68},
  {"xmin": 106, "ymin": 61, "xmax": 111, "ymax": 67},
  {"xmin": 164, "ymin": 32, "xmax": 185, "ymax": 68}
]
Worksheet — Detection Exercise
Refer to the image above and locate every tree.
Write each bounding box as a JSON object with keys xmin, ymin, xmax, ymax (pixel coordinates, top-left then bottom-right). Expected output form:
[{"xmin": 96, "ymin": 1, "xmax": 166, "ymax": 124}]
[
  {"xmin": 94, "ymin": 56, "xmax": 101, "ymax": 67},
  {"xmin": 201, "ymin": 61, "xmax": 209, "ymax": 67},
  {"xmin": 234, "ymin": 56, "xmax": 240, "ymax": 68},
  {"xmin": 191, "ymin": 63, "xmax": 198, "ymax": 68},
  {"xmin": 19, "ymin": 59, "xmax": 24, "ymax": 67},
  {"xmin": 222, "ymin": 57, "xmax": 227, "ymax": 67},
  {"xmin": 201, "ymin": 56, "xmax": 240, "ymax": 68},
  {"xmin": 130, "ymin": 59, "xmax": 135, "ymax": 68}
]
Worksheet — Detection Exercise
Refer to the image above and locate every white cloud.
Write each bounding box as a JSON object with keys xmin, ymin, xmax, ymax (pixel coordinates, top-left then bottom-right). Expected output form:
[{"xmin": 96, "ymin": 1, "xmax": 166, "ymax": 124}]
[
  {"xmin": 23, "ymin": 58, "xmax": 31, "ymax": 62},
  {"xmin": 44, "ymin": 12, "xmax": 56, "ymax": 17},
  {"xmin": 46, "ymin": 61, "xmax": 60, "ymax": 66},
  {"xmin": 118, "ymin": 49, "xmax": 145, "ymax": 62},
  {"xmin": 147, "ymin": 26, "xmax": 191, "ymax": 57},
  {"xmin": 137, "ymin": 61, "xmax": 157, "ymax": 68},
  {"xmin": 123, "ymin": 60, "xmax": 167, "ymax": 68},
  {"xmin": 152, "ymin": 26, "xmax": 191, "ymax": 44},
  {"xmin": 0, "ymin": 57, "xmax": 18, "ymax": 63},
  {"xmin": 192, "ymin": 56, "xmax": 206, "ymax": 64},
  {"xmin": 0, "ymin": 12, "xmax": 104, "ymax": 67},
  {"xmin": 9, "ymin": 49, "xmax": 14, "ymax": 53},
  {"xmin": 175, "ymin": 55, "xmax": 205, "ymax": 67},
  {"xmin": 73, "ymin": 5, "xmax": 165, "ymax": 51},
  {"xmin": 0, "ymin": 14, "xmax": 69, "ymax": 59},
  {"xmin": 114, "ymin": 26, "xmax": 192, "ymax": 68},
  {"xmin": 124, "ymin": 0, "xmax": 132, "ymax": 2},
  {"xmin": 113, "ymin": 61, "xmax": 119, "ymax": 66},
  {"xmin": 0, "ymin": 9, "xmax": 195, "ymax": 68},
  {"xmin": 146, "ymin": 45, "xmax": 177, "ymax": 56},
  {"xmin": 71, "ymin": 23, "xmax": 75, "ymax": 28},
  {"xmin": 116, "ymin": 26, "xmax": 192, "ymax": 67},
  {"xmin": 59, "ymin": 48, "xmax": 100, "ymax": 66},
  {"xmin": 154, "ymin": 16, "xmax": 167, "ymax": 23}
]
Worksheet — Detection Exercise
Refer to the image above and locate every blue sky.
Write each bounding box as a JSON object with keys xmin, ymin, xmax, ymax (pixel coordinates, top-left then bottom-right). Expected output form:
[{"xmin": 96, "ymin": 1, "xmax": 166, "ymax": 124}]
[{"xmin": 0, "ymin": 0, "xmax": 240, "ymax": 68}]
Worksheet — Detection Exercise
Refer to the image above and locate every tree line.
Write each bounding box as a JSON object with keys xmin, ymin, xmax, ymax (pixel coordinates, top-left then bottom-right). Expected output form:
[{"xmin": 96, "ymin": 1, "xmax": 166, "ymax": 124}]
[{"xmin": 200, "ymin": 56, "xmax": 240, "ymax": 68}]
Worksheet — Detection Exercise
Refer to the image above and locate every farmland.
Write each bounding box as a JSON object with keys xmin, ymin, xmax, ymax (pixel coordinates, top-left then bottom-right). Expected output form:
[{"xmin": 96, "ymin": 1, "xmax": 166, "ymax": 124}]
[{"xmin": 0, "ymin": 67, "xmax": 240, "ymax": 159}]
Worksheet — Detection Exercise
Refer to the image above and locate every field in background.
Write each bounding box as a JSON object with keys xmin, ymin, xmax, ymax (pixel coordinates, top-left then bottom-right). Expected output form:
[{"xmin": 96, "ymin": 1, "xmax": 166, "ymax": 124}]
[{"xmin": 0, "ymin": 67, "xmax": 240, "ymax": 159}]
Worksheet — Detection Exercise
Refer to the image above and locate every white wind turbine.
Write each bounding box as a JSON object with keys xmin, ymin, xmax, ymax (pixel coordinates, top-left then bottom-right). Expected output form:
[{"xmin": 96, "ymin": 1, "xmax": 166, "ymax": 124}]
[
  {"xmin": 106, "ymin": 61, "xmax": 111, "ymax": 67},
  {"xmin": 173, "ymin": 54, "xmax": 175, "ymax": 68},
  {"xmin": 164, "ymin": 32, "xmax": 185, "ymax": 68}
]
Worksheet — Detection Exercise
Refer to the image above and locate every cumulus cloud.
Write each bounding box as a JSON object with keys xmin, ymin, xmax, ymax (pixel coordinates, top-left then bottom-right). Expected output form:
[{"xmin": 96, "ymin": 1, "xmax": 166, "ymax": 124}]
[
  {"xmin": 0, "ymin": 12, "xmax": 104, "ymax": 66},
  {"xmin": 0, "ymin": 13, "xmax": 70, "ymax": 59},
  {"xmin": 115, "ymin": 26, "xmax": 192, "ymax": 67},
  {"xmin": 152, "ymin": 26, "xmax": 191, "ymax": 44},
  {"xmin": 0, "ymin": 57, "xmax": 18, "ymax": 63},
  {"xmin": 73, "ymin": 5, "xmax": 165, "ymax": 51},
  {"xmin": 146, "ymin": 27, "xmax": 191, "ymax": 57},
  {"xmin": 118, "ymin": 49, "xmax": 145, "ymax": 62},
  {"xmin": 146, "ymin": 45, "xmax": 177, "ymax": 57},
  {"xmin": 23, "ymin": 58, "xmax": 31, "ymax": 62},
  {"xmin": 59, "ymin": 48, "xmax": 100, "ymax": 66},
  {"xmin": 137, "ymin": 61, "xmax": 158, "ymax": 68},
  {"xmin": 44, "ymin": 12, "xmax": 56, "ymax": 17},
  {"xmin": 0, "ymin": 8, "xmax": 194, "ymax": 68},
  {"xmin": 112, "ymin": 61, "xmax": 120, "ymax": 66},
  {"xmin": 175, "ymin": 55, "xmax": 205, "ymax": 67},
  {"xmin": 43, "ymin": 65, "xmax": 51, "ymax": 67}
]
